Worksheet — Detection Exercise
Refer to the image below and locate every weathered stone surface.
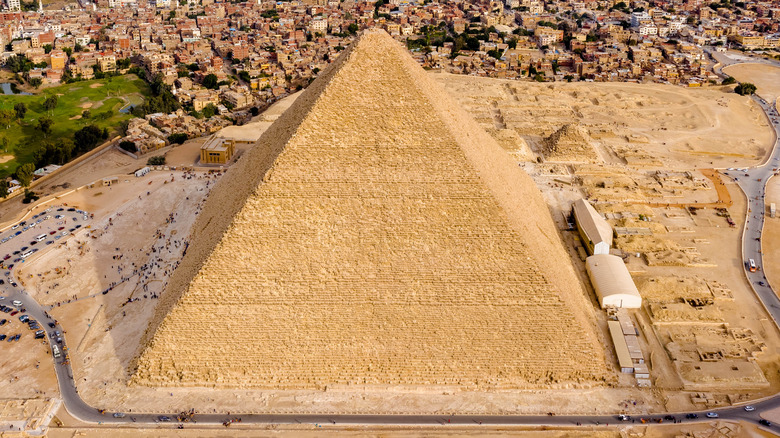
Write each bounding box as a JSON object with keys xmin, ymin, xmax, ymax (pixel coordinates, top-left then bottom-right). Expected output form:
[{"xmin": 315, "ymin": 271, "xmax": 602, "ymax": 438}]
[
  {"xmin": 131, "ymin": 30, "xmax": 606, "ymax": 389},
  {"xmin": 542, "ymin": 124, "xmax": 598, "ymax": 163}
]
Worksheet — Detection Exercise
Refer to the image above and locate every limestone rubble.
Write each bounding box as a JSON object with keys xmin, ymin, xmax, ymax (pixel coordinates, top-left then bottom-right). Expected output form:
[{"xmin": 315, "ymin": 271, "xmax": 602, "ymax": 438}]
[{"xmin": 131, "ymin": 30, "xmax": 607, "ymax": 389}]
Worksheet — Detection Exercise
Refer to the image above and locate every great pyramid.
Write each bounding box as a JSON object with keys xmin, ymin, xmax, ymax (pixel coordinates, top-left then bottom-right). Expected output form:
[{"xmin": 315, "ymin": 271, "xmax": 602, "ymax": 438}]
[{"xmin": 131, "ymin": 30, "xmax": 607, "ymax": 389}]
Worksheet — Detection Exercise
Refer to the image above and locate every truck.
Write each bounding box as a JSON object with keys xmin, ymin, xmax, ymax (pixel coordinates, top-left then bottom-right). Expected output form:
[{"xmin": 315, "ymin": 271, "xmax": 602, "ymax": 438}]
[{"xmin": 52, "ymin": 345, "xmax": 61, "ymax": 358}]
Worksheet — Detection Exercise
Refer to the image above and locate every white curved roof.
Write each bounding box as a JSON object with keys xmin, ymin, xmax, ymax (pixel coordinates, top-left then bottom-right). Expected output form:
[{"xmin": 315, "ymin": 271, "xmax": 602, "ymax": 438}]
[
  {"xmin": 572, "ymin": 199, "xmax": 613, "ymax": 250},
  {"xmin": 585, "ymin": 254, "xmax": 641, "ymax": 308}
]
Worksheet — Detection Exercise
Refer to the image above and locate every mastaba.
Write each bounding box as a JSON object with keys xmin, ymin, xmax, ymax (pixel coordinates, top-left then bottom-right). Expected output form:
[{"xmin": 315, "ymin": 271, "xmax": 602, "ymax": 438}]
[{"xmin": 130, "ymin": 29, "xmax": 607, "ymax": 389}]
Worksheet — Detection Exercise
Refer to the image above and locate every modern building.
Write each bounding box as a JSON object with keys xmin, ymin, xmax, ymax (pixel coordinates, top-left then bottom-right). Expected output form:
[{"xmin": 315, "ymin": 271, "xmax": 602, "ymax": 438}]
[
  {"xmin": 585, "ymin": 254, "xmax": 642, "ymax": 309},
  {"xmin": 199, "ymin": 135, "xmax": 235, "ymax": 164},
  {"xmin": 49, "ymin": 49, "xmax": 67, "ymax": 70},
  {"xmin": 572, "ymin": 198, "xmax": 612, "ymax": 255}
]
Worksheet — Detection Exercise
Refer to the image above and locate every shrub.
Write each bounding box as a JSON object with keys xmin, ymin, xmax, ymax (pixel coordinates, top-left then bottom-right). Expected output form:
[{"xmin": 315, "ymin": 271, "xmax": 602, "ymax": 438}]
[
  {"xmin": 147, "ymin": 155, "xmax": 166, "ymax": 165},
  {"xmin": 167, "ymin": 133, "xmax": 188, "ymax": 144},
  {"xmin": 734, "ymin": 82, "xmax": 757, "ymax": 95},
  {"xmin": 119, "ymin": 140, "xmax": 137, "ymax": 152}
]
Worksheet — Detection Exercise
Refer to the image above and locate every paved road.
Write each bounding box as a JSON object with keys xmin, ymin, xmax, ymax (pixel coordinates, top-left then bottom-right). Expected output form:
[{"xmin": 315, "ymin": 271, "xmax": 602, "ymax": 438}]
[
  {"xmin": 707, "ymin": 47, "xmax": 780, "ymax": 75},
  {"xmin": 723, "ymin": 96, "xmax": 780, "ymax": 325}
]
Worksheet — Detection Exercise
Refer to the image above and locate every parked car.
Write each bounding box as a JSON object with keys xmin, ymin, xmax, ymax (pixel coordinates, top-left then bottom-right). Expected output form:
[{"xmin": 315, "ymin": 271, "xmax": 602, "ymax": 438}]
[
  {"xmin": 112, "ymin": 413, "xmax": 126, "ymax": 418},
  {"xmin": 158, "ymin": 416, "xmax": 171, "ymax": 422}
]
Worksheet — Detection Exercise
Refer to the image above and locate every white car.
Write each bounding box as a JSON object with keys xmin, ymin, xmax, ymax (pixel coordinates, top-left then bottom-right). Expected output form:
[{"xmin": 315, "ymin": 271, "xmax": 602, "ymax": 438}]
[
  {"xmin": 706, "ymin": 412, "xmax": 719, "ymax": 418},
  {"xmin": 744, "ymin": 406, "xmax": 755, "ymax": 412},
  {"xmin": 12, "ymin": 300, "xmax": 22, "ymax": 307}
]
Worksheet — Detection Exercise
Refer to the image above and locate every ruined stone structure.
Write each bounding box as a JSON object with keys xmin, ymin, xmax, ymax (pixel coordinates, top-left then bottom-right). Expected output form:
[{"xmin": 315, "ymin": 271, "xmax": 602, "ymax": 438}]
[
  {"xmin": 131, "ymin": 30, "xmax": 607, "ymax": 389},
  {"xmin": 541, "ymin": 124, "xmax": 598, "ymax": 163}
]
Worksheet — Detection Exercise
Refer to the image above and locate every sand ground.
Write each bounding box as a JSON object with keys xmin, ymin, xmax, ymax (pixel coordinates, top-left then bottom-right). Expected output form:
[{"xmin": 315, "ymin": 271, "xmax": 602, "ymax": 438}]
[
  {"xmin": 435, "ymin": 73, "xmax": 773, "ymax": 170},
  {"xmin": 723, "ymin": 63, "xmax": 780, "ymax": 105}
]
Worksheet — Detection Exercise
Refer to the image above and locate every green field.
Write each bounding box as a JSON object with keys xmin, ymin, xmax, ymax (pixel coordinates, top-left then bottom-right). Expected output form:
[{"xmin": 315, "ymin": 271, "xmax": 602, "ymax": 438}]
[{"xmin": 0, "ymin": 75, "xmax": 149, "ymax": 177}]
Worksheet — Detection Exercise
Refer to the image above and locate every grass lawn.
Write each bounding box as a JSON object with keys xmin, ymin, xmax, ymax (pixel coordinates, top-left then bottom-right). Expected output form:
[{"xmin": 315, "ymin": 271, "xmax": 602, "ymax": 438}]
[{"xmin": 0, "ymin": 74, "xmax": 149, "ymax": 178}]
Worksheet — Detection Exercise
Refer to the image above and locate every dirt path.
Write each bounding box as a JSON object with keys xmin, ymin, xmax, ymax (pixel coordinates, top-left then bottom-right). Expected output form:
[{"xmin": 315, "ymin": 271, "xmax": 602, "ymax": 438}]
[{"xmin": 632, "ymin": 169, "xmax": 732, "ymax": 209}]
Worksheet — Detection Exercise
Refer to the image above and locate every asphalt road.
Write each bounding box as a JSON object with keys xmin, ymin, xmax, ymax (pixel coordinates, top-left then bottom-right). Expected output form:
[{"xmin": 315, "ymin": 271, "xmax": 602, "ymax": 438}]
[{"xmin": 6, "ymin": 56, "xmax": 780, "ymax": 431}]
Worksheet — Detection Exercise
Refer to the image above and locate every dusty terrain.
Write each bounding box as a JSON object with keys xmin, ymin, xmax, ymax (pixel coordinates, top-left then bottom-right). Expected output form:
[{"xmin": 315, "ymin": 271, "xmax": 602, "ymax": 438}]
[
  {"xmin": 433, "ymin": 63, "xmax": 780, "ymax": 409},
  {"xmin": 44, "ymin": 422, "xmax": 769, "ymax": 438},
  {"xmin": 434, "ymin": 73, "xmax": 773, "ymax": 169},
  {"xmin": 723, "ymin": 63, "xmax": 780, "ymax": 105}
]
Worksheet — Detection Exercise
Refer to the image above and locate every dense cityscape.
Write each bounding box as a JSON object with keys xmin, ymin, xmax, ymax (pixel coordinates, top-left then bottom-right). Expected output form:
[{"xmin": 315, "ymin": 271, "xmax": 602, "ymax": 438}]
[{"xmin": 0, "ymin": 0, "xmax": 777, "ymax": 180}]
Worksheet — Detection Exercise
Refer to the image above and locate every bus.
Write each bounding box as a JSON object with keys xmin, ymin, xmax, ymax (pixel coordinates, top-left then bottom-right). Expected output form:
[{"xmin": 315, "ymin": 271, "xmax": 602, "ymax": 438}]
[
  {"xmin": 52, "ymin": 345, "xmax": 61, "ymax": 358},
  {"xmin": 35, "ymin": 234, "xmax": 46, "ymax": 242},
  {"xmin": 21, "ymin": 250, "xmax": 33, "ymax": 259},
  {"xmin": 749, "ymin": 259, "xmax": 757, "ymax": 272}
]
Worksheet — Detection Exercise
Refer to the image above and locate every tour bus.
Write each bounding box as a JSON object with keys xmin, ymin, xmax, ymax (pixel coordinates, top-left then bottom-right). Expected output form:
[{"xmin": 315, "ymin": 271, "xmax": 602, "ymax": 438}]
[
  {"xmin": 21, "ymin": 250, "xmax": 34, "ymax": 259},
  {"xmin": 35, "ymin": 234, "xmax": 46, "ymax": 242},
  {"xmin": 749, "ymin": 259, "xmax": 757, "ymax": 272},
  {"xmin": 52, "ymin": 345, "xmax": 61, "ymax": 358}
]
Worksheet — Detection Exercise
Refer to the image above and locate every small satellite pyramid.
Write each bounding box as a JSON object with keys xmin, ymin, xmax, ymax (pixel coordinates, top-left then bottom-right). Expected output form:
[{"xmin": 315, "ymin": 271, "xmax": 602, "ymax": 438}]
[{"xmin": 131, "ymin": 30, "xmax": 606, "ymax": 389}]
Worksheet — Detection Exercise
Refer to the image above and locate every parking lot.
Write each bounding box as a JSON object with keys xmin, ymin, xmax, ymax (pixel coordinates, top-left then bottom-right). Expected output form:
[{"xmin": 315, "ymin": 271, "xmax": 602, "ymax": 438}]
[
  {"xmin": 0, "ymin": 206, "xmax": 91, "ymax": 279},
  {"xmin": 0, "ymin": 205, "xmax": 90, "ymax": 380}
]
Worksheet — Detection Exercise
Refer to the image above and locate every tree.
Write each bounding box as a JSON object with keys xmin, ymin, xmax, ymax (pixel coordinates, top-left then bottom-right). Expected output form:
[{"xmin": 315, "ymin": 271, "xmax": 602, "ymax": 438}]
[
  {"xmin": 0, "ymin": 109, "xmax": 13, "ymax": 128},
  {"xmin": 33, "ymin": 138, "xmax": 74, "ymax": 166},
  {"xmin": 43, "ymin": 44, "xmax": 52, "ymax": 54},
  {"xmin": 202, "ymin": 73, "xmax": 218, "ymax": 89},
  {"xmin": 347, "ymin": 23, "xmax": 359, "ymax": 34},
  {"xmin": 37, "ymin": 117, "xmax": 53, "ymax": 136},
  {"xmin": 28, "ymin": 77, "xmax": 42, "ymax": 88},
  {"xmin": 42, "ymin": 95, "xmax": 58, "ymax": 111},
  {"xmin": 201, "ymin": 103, "xmax": 217, "ymax": 118},
  {"xmin": 735, "ymin": 82, "xmax": 757, "ymax": 95},
  {"xmin": 0, "ymin": 180, "xmax": 8, "ymax": 199},
  {"xmin": 73, "ymin": 124, "xmax": 105, "ymax": 154},
  {"xmin": 5, "ymin": 55, "xmax": 32, "ymax": 73},
  {"xmin": 167, "ymin": 133, "xmax": 188, "ymax": 144},
  {"xmin": 22, "ymin": 189, "xmax": 39, "ymax": 204},
  {"xmin": 15, "ymin": 163, "xmax": 35, "ymax": 187},
  {"xmin": 119, "ymin": 140, "xmax": 137, "ymax": 152},
  {"xmin": 721, "ymin": 76, "xmax": 736, "ymax": 85},
  {"xmin": 14, "ymin": 103, "xmax": 27, "ymax": 120},
  {"xmin": 0, "ymin": 137, "xmax": 8, "ymax": 152},
  {"xmin": 147, "ymin": 155, "xmax": 166, "ymax": 165},
  {"xmin": 250, "ymin": 107, "xmax": 259, "ymax": 116}
]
